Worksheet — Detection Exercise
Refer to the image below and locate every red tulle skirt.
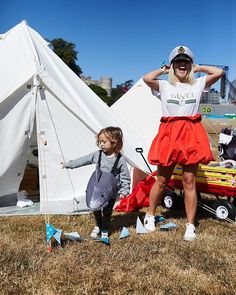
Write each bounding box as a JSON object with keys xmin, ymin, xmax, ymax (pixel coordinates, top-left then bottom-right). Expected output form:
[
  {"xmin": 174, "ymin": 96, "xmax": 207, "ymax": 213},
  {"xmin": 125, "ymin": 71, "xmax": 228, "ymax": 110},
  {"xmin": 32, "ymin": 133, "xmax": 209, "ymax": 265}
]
[{"xmin": 148, "ymin": 114, "xmax": 213, "ymax": 167}]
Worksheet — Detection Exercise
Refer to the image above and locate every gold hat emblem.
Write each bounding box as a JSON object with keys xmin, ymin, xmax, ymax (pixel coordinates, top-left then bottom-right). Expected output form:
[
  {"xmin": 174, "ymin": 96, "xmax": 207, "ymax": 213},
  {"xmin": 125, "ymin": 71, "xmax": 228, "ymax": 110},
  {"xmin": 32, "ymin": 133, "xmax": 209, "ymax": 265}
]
[{"xmin": 178, "ymin": 46, "xmax": 185, "ymax": 53}]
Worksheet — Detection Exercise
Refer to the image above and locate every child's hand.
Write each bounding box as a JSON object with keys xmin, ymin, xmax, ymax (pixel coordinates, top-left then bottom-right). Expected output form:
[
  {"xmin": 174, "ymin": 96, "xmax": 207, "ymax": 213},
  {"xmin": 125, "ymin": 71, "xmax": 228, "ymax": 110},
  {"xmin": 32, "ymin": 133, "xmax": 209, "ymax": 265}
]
[{"xmin": 119, "ymin": 194, "xmax": 126, "ymax": 200}]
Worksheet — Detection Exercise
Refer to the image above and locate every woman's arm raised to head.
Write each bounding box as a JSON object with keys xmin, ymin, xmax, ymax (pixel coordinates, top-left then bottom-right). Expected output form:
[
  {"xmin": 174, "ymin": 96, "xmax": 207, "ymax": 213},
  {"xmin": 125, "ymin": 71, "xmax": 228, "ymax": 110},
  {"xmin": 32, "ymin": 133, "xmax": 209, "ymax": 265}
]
[
  {"xmin": 194, "ymin": 64, "xmax": 224, "ymax": 88},
  {"xmin": 143, "ymin": 66, "xmax": 169, "ymax": 91}
]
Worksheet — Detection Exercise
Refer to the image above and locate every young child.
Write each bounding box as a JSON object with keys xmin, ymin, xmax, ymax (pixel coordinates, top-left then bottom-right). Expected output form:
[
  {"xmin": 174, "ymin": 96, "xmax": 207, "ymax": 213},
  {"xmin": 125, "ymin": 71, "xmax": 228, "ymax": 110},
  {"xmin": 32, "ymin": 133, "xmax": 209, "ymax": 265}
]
[{"xmin": 62, "ymin": 126, "xmax": 131, "ymax": 240}]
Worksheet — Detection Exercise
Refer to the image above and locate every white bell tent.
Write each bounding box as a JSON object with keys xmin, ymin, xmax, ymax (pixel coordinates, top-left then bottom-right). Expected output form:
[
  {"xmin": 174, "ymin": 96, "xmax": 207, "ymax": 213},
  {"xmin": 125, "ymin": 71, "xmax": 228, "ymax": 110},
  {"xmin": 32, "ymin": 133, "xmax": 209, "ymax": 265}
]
[
  {"xmin": 0, "ymin": 21, "xmax": 150, "ymax": 214},
  {"xmin": 111, "ymin": 78, "xmax": 162, "ymax": 171}
]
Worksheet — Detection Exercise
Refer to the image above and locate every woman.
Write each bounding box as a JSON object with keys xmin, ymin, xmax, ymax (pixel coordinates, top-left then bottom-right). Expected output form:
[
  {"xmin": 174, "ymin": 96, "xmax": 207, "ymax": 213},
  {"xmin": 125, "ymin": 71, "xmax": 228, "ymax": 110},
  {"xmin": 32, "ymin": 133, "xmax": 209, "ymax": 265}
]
[{"xmin": 143, "ymin": 45, "xmax": 223, "ymax": 241}]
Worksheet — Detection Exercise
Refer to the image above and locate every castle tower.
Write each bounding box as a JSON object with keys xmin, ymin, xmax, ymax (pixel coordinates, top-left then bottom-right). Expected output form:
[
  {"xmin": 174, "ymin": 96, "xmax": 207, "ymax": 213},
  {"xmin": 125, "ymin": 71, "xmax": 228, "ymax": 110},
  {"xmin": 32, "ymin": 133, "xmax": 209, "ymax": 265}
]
[{"xmin": 100, "ymin": 76, "xmax": 112, "ymax": 97}]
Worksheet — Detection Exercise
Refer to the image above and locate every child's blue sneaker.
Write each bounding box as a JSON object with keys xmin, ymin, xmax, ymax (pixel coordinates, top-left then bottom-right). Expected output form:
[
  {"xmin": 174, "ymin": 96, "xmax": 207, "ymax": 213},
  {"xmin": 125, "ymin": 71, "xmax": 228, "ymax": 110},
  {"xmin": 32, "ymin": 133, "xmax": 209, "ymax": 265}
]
[{"xmin": 100, "ymin": 231, "xmax": 110, "ymax": 245}]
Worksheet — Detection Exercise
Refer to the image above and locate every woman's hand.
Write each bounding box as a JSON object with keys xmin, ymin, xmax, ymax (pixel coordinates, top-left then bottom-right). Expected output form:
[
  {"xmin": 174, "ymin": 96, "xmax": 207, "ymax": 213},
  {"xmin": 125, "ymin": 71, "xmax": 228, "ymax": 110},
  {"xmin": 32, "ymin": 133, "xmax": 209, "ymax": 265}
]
[
  {"xmin": 193, "ymin": 64, "xmax": 200, "ymax": 73},
  {"xmin": 162, "ymin": 64, "xmax": 170, "ymax": 75},
  {"xmin": 193, "ymin": 64, "xmax": 224, "ymax": 87},
  {"xmin": 143, "ymin": 65, "xmax": 170, "ymax": 91}
]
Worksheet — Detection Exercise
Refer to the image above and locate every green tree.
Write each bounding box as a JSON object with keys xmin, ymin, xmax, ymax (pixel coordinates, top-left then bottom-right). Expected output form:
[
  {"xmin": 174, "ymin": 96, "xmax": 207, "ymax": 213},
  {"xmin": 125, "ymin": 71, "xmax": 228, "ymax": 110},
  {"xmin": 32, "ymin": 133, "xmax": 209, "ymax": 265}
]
[
  {"xmin": 49, "ymin": 38, "xmax": 82, "ymax": 76},
  {"xmin": 110, "ymin": 79, "xmax": 134, "ymax": 105},
  {"xmin": 89, "ymin": 84, "xmax": 112, "ymax": 105}
]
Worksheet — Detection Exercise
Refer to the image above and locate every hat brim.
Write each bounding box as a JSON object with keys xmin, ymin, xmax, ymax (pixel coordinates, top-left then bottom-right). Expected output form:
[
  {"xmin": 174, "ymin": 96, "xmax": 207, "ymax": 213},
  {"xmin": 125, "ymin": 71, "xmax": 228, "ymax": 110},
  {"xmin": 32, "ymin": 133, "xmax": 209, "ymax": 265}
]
[{"xmin": 171, "ymin": 54, "xmax": 192, "ymax": 63}]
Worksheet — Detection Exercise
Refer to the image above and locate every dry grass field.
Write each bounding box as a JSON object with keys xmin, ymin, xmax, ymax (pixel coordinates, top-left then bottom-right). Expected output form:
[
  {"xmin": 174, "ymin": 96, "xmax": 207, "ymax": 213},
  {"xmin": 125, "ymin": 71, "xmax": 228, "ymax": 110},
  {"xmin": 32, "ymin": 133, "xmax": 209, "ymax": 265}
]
[
  {"xmin": 0, "ymin": 204, "xmax": 236, "ymax": 295},
  {"xmin": 1, "ymin": 117, "xmax": 236, "ymax": 295}
]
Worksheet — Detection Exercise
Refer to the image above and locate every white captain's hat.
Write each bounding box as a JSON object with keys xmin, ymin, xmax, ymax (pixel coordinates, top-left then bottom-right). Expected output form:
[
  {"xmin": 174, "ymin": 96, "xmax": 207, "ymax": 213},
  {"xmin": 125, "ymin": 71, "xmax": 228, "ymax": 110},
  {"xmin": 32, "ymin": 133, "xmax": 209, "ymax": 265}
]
[{"xmin": 169, "ymin": 46, "xmax": 194, "ymax": 63}]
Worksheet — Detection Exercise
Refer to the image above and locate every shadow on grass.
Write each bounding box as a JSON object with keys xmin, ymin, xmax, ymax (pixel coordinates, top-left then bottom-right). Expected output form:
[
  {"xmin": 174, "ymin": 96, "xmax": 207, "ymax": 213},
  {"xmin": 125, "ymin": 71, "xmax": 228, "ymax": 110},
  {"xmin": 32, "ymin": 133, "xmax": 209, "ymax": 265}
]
[
  {"xmin": 162, "ymin": 197, "xmax": 219, "ymax": 224},
  {"xmin": 110, "ymin": 197, "xmax": 221, "ymax": 235},
  {"xmin": 110, "ymin": 211, "xmax": 146, "ymax": 234},
  {"xmin": 110, "ymin": 207, "xmax": 187, "ymax": 235}
]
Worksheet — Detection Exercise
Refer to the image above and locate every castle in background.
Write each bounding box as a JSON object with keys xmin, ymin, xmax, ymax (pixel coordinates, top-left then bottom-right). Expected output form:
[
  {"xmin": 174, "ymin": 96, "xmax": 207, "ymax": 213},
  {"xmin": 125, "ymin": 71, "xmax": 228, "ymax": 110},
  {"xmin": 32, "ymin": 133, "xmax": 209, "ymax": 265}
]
[{"xmin": 81, "ymin": 75, "xmax": 112, "ymax": 96}]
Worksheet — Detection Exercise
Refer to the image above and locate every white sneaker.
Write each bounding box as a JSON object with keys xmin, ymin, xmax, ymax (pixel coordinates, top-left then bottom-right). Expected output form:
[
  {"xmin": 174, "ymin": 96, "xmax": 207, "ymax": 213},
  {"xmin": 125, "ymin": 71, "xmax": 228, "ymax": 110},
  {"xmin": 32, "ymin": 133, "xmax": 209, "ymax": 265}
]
[
  {"xmin": 90, "ymin": 226, "xmax": 100, "ymax": 239},
  {"xmin": 184, "ymin": 223, "xmax": 196, "ymax": 241},
  {"xmin": 144, "ymin": 213, "xmax": 156, "ymax": 232}
]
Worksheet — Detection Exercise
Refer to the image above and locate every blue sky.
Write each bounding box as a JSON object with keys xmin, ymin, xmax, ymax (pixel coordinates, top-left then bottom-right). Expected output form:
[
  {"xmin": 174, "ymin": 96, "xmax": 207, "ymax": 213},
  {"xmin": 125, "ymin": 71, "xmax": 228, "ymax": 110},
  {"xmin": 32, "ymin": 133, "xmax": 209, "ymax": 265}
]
[{"xmin": 2, "ymin": 0, "xmax": 236, "ymax": 89}]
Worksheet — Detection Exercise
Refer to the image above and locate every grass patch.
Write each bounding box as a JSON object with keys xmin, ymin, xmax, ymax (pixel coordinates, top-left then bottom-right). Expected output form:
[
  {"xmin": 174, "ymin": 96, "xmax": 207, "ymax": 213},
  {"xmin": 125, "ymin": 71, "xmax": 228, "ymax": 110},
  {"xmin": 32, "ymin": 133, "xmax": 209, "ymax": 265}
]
[{"xmin": 0, "ymin": 205, "xmax": 236, "ymax": 294}]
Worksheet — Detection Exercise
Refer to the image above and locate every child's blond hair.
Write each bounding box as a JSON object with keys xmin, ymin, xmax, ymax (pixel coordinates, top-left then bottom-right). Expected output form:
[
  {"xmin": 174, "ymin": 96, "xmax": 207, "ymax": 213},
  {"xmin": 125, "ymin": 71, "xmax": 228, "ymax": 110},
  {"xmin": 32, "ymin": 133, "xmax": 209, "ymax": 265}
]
[{"xmin": 96, "ymin": 126, "xmax": 123, "ymax": 154}]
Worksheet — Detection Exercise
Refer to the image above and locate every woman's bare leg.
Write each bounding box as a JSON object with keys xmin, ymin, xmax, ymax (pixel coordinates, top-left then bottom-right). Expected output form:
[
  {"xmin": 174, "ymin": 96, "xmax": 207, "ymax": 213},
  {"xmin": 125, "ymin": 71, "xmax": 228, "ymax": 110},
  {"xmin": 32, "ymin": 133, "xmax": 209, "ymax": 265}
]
[
  {"xmin": 182, "ymin": 164, "xmax": 199, "ymax": 224},
  {"xmin": 148, "ymin": 164, "xmax": 175, "ymax": 215}
]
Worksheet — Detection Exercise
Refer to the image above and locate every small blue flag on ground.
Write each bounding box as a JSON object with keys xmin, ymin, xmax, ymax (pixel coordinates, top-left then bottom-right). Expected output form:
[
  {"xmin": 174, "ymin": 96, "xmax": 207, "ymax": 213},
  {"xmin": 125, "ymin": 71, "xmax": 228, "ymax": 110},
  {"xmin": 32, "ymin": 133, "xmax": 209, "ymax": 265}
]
[
  {"xmin": 160, "ymin": 222, "xmax": 178, "ymax": 231},
  {"xmin": 155, "ymin": 215, "xmax": 165, "ymax": 223},
  {"xmin": 64, "ymin": 232, "xmax": 86, "ymax": 242},
  {"xmin": 46, "ymin": 223, "xmax": 57, "ymax": 242},
  {"xmin": 119, "ymin": 227, "xmax": 130, "ymax": 239},
  {"xmin": 53, "ymin": 229, "xmax": 62, "ymax": 245},
  {"xmin": 136, "ymin": 217, "xmax": 148, "ymax": 234},
  {"xmin": 64, "ymin": 232, "xmax": 81, "ymax": 241}
]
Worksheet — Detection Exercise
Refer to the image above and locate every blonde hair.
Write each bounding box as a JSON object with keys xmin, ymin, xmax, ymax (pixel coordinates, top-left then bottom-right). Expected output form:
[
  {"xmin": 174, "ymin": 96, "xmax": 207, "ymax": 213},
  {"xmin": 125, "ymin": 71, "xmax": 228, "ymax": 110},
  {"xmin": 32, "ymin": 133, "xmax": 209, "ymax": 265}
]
[
  {"xmin": 96, "ymin": 126, "xmax": 123, "ymax": 154},
  {"xmin": 168, "ymin": 64, "xmax": 195, "ymax": 85}
]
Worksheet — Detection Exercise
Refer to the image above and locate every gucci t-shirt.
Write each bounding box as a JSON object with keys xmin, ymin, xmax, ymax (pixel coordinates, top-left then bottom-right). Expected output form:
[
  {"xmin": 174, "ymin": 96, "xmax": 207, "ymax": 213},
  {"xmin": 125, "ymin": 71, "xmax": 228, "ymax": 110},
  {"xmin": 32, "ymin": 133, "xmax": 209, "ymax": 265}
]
[{"xmin": 152, "ymin": 76, "xmax": 206, "ymax": 117}]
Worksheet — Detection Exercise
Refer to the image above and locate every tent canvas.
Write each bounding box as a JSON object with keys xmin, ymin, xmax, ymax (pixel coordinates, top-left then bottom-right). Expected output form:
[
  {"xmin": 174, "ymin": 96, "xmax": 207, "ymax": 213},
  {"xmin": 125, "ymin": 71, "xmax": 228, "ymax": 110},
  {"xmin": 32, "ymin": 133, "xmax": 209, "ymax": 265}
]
[
  {"xmin": 0, "ymin": 21, "xmax": 150, "ymax": 214},
  {"xmin": 111, "ymin": 78, "xmax": 162, "ymax": 171}
]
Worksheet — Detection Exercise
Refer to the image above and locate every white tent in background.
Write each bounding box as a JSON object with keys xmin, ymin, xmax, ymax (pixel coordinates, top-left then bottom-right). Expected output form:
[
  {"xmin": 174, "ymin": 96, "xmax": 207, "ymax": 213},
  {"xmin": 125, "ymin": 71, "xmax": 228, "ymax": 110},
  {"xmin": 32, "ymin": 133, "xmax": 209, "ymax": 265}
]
[
  {"xmin": 0, "ymin": 21, "xmax": 149, "ymax": 214},
  {"xmin": 111, "ymin": 78, "xmax": 163, "ymax": 171}
]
